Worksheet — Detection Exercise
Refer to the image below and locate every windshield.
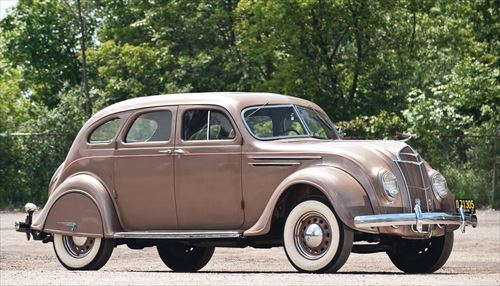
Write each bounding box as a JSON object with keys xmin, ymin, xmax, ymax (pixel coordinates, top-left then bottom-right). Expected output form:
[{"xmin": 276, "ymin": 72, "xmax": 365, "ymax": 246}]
[
  {"xmin": 296, "ymin": 106, "xmax": 338, "ymax": 139},
  {"xmin": 242, "ymin": 105, "xmax": 338, "ymax": 140}
]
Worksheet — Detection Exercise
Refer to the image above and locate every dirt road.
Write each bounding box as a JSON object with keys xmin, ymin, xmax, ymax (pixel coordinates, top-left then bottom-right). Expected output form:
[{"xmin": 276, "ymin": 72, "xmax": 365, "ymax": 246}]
[{"xmin": 1, "ymin": 210, "xmax": 498, "ymax": 285}]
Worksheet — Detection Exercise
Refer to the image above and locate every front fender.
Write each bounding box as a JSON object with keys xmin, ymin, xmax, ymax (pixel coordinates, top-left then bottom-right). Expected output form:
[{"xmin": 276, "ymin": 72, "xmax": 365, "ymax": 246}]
[
  {"xmin": 243, "ymin": 165, "xmax": 376, "ymax": 236},
  {"xmin": 31, "ymin": 173, "xmax": 121, "ymax": 238}
]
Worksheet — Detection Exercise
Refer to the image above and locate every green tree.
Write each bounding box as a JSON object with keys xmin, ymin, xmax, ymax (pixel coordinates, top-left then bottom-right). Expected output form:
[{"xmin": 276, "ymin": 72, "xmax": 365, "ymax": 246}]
[
  {"xmin": 87, "ymin": 41, "xmax": 169, "ymax": 107},
  {"xmin": 0, "ymin": 0, "xmax": 82, "ymax": 108},
  {"xmin": 405, "ymin": 59, "xmax": 499, "ymax": 205},
  {"xmin": 236, "ymin": 0, "xmax": 419, "ymax": 120},
  {"xmin": 0, "ymin": 0, "xmax": 498, "ymax": 207},
  {"xmin": 12, "ymin": 86, "xmax": 86, "ymax": 206},
  {"xmin": 0, "ymin": 60, "xmax": 30, "ymax": 207}
]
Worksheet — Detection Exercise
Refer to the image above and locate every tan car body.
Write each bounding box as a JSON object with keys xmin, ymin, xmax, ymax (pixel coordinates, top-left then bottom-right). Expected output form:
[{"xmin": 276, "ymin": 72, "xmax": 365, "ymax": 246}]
[{"xmin": 30, "ymin": 92, "xmax": 458, "ymax": 240}]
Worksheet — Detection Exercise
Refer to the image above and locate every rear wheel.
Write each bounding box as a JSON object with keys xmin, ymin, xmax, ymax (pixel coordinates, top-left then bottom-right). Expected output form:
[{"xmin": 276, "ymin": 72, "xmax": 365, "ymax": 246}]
[
  {"xmin": 283, "ymin": 200, "xmax": 353, "ymax": 273},
  {"xmin": 157, "ymin": 243, "xmax": 214, "ymax": 272},
  {"xmin": 53, "ymin": 234, "xmax": 114, "ymax": 270},
  {"xmin": 387, "ymin": 231, "xmax": 454, "ymax": 273}
]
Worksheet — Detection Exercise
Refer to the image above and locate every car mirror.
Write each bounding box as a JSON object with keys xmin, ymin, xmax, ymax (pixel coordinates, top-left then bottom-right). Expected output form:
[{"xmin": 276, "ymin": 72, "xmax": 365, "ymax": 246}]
[{"xmin": 337, "ymin": 128, "xmax": 346, "ymax": 139}]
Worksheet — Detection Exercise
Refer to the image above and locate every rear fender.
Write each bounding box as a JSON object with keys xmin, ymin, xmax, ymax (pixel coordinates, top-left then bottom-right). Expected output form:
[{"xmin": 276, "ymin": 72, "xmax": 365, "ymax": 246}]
[{"xmin": 31, "ymin": 173, "xmax": 121, "ymax": 238}]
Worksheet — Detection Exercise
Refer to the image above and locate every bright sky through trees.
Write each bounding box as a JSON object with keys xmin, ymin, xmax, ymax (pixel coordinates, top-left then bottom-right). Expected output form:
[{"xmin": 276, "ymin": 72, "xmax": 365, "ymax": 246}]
[{"xmin": 0, "ymin": 0, "xmax": 17, "ymax": 19}]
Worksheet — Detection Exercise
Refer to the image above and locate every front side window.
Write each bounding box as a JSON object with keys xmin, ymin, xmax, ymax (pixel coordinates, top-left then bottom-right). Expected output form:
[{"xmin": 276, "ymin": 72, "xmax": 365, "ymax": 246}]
[
  {"xmin": 89, "ymin": 118, "xmax": 121, "ymax": 143},
  {"xmin": 183, "ymin": 110, "xmax": 235, "ymax": 141},
  {"xmin": 125, "ymin": 111, "xmax": 172, "ymax": 143},
  {"xmin": 243, "ymin": 106, "xmax": 307, "ymax": 139}
]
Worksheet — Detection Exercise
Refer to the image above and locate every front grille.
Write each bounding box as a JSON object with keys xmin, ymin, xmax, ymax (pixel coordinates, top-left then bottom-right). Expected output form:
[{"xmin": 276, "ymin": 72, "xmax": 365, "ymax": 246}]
[{"xmin": 395, "ymin": 146, "xmax": 434, "ymax": 232}]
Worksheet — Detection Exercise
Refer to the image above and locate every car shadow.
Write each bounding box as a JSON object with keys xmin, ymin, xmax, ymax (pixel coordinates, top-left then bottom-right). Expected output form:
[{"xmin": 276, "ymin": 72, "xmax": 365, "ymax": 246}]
[{"xmin": 126, "ymin": 270, "xmax": 457, "ymax": 275}]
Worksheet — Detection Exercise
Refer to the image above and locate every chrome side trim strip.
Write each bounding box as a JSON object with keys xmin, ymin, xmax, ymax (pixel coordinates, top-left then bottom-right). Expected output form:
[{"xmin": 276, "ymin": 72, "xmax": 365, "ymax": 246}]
[
  {"xmin": 114, "ymin": 231, "xmax": 242, "ymax": 239},
  {"xmin": 248, "ymin": 162, "xmax": 301, "ymax": 166},
  {"xmin": 248, "ymin": 155, "xmax": 322, "ymax": 160}
]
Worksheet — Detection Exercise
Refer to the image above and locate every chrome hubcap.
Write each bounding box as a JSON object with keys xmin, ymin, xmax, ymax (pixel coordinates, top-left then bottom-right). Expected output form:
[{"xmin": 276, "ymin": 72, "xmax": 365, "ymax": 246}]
[
  {"xmin": 294, "ymin": 212, "xmax": 331, "ymax": 260},
  {"xmin": 304, "ymin": 224, "xmax": 323, "ymax": 248},
  {"xmin": 72, "ymin": 236, "xmax": 87, "ymax": 246},
  {"xmin": 63, "ymin": 236, "xmax": 95, "ymax": 258}
]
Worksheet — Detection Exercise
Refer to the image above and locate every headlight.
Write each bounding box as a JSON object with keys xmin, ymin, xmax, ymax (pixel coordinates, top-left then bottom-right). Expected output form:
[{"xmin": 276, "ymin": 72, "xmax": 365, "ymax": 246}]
[
  {"xmin": 432, "ymin": 172, "xmax": 448, "ymax": 199},
  {"xmin": 381, "ymin": 171, "xmax": 399, "ymax": 201}
]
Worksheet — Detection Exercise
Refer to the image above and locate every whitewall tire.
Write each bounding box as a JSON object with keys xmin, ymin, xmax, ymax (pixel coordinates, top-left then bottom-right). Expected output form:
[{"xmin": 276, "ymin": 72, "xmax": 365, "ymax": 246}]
[
  {"xmin": 53, "ymin": 234, "xmax": 114, "ymax": 270},
  {"xmin": 283, "ymin": 200, "xmax": 353, "ymax": 273}
]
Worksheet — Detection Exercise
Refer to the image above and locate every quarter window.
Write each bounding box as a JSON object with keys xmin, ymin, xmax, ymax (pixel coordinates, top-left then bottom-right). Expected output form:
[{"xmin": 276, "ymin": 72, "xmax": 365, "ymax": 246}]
[
  {"xmin": 126, "ymin": 111, "xmax": 172, "ymax": 143},
  {"xmin": 183, "ymin": 110, "xmax": 235, "ymax": 141},
  {"xmin": 89, "ymin": 119, "xmax": 121, "ymax": 143}
]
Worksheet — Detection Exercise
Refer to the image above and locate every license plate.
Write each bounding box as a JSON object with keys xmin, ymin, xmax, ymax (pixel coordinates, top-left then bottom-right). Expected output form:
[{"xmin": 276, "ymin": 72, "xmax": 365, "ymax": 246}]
[{"xmin": 455, "ymin": 198, "xmax": 475, "ymax": 214}]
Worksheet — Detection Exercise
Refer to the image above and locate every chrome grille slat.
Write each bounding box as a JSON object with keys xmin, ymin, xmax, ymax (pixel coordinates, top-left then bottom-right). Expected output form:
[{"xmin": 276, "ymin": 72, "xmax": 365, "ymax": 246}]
[{"xmin": 395, "ymin": 146, "xmax": 434, "ymax": 233}]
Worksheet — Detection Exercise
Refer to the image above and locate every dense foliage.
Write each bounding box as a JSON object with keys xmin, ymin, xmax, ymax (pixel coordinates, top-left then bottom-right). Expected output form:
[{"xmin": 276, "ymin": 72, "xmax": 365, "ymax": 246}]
[{"xmin": 0, "ymin": 0, "xmax": 498, "ymax": 208}]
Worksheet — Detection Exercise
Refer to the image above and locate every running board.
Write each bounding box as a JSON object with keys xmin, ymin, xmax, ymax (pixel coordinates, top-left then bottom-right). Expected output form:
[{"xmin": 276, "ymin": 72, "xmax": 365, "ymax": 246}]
[{"xmin": 114, "ymin": 230, "xmax": 242, "ymax": 239}]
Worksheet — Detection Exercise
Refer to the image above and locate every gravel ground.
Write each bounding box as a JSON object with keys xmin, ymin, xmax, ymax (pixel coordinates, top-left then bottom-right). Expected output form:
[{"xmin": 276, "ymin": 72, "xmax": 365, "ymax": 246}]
[{"xmin": 1, "ymin": 210, "xmax": 499, "ymax": 285}]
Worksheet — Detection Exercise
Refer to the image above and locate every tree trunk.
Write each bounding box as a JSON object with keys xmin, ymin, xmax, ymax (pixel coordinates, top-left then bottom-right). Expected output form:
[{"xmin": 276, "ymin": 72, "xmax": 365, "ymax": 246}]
[{"xmin": 77, "ymin": 0, "xmax": 91, "ymax": 119}]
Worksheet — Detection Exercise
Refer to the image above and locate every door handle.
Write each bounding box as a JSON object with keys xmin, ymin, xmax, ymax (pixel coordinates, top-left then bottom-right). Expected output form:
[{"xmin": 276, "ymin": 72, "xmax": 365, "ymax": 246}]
[
  {"xmin": 173, "ymin": 149, "xmax": 186, "ymax": 155},
  {"xmin": 158, "ymin": 149, "xmax": 172, "ymax": 154}
]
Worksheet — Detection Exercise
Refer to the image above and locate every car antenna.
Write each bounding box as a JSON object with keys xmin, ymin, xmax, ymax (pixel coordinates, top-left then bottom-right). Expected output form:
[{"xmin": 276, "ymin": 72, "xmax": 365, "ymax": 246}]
[{"xmin": 245, "ymin": 101, "xmax": 269, "ymax": 118}]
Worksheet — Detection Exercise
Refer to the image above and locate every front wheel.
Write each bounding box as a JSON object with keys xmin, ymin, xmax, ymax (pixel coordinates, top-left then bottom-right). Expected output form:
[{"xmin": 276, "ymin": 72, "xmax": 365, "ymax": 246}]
[
  {"xmin": 53, "ymin": 234, "xmax": 114, "ymax": 270},
  {"xmin": 157, "ymin": 243, "xmax": 214, "ymax": 272},
  {"xmin": 283, "ymin": 200, "xmax": 353, "ymax": 273},
  {"xmin": 387, "ymin": 231, "xmax": 454, "ymax": 273}
]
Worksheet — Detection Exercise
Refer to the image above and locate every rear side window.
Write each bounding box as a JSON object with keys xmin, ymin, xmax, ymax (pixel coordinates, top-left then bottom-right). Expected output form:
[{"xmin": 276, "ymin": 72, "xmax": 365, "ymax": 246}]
[
  {"xmin": 89, "ymin": 119, "xmax": 121, "ymax": 143},
  {"xmin": 183, "ymin": 110, "xmax": 235, "ymax": 141},
  {"xmin": 125, "ymin": 111, "xmax": 172, "ymax": 143}
]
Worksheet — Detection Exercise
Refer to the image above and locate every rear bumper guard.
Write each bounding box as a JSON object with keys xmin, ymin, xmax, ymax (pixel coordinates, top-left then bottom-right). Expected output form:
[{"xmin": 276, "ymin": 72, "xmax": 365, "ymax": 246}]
[
  {"xmin": 354, "ymin": 199, "xmax": 477, "ymax": 233},
  {"xmin": 14, "ymin": 203, "xmax": 50, "ymax": 241}
]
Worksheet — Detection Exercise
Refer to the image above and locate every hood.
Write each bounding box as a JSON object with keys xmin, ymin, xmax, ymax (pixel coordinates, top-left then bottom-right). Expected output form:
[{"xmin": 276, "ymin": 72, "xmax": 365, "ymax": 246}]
[
  {"xmin": 256, "ymin": 139, "xmax": 408, "ymax": 162},
  {"xmin": 253, "ymin": 139, "xmax": 417, "ymax": 180}
]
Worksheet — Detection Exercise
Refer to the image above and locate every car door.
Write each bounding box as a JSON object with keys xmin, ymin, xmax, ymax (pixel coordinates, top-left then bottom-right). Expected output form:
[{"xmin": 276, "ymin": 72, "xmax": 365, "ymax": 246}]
[
  {"xmin": 113, "ymin": 106, "xmax": 178, "ymax": 230},
  {"xmin": 174, "ymin": 105, "xmax": 244, "ymax": 230}
]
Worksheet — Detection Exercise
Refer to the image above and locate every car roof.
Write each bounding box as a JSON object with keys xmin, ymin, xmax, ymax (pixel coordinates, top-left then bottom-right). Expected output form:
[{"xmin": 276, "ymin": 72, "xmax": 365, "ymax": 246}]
[{"xmin": 91, "ymin": 92, "xmax": 322, "ymax": 123}]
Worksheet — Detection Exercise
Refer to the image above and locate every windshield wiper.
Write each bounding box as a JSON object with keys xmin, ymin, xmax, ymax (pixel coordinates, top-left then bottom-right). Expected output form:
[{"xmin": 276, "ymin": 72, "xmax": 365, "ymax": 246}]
[{"xmin": 245, "ymin": 101, "xmax": 269, "ymax": 118}]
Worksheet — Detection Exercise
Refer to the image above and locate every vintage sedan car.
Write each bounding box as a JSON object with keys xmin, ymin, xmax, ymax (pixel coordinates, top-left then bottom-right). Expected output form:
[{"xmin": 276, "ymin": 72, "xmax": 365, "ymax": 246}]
[{"xmin": 15, "ymin": 92, "xmax": 477, "ymax": 273}]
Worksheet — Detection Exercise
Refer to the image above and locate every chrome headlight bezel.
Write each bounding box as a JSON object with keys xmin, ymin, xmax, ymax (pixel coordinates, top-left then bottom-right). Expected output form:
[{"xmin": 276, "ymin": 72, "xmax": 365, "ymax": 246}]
[
  {"xmin": 380, "ymin": 170, "xmax": 399, "ymax": 201},
  {"xmin": 431, "ymin": 172, "xmax": 449, "ymax": 199}
]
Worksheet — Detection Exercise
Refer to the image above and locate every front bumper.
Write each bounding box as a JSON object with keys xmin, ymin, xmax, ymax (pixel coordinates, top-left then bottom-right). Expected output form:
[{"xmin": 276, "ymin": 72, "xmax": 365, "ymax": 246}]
[{"xmin": 354, "ymin": 202, "xmax": 477, "ymax": 233}]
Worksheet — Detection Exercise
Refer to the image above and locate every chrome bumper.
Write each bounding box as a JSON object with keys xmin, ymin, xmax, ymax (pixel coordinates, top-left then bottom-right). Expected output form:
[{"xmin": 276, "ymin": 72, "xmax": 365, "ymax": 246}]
[
  {"xmin": 354, "ymin": 201, "xmax": 477, "ymax": 233},
  {"xmin": 14, "ymin": 203, "xmax": 49, "ymax": 241}
]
